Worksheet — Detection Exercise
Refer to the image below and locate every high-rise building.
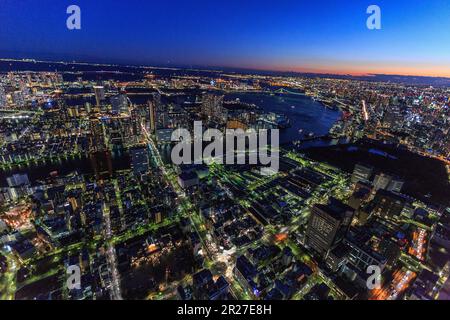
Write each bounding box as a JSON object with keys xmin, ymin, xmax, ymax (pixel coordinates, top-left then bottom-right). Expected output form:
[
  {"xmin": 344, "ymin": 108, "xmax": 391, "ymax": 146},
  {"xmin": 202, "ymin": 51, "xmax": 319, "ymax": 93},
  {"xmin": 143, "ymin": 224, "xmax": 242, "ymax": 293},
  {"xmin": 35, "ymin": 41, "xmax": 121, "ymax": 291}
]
[
  {"xmin": 202, "ymin": 93, "xmax": 224, "ymax": 122},
  {"xmin": 148, "ymin": 100, "xmax": 157, "ymax": 133},
  {"xmin": 89, "ymin": 119, "xmax": 107, "ymax": 151},
  {"xmin": 373, "ymin": 173, "xmax": 392, "ymax": 191},
  {"xmin": 306, "ymin": 198, "xmax": 354, "ymax": 258},
  {"xmin": 343, "ymin": 236, "xmax": 387, "ymax": 275},
  {"xmin": 351, "ymin": 164, "xmax": 373, "ymax": 184},
  {"xmin": 110, "ymin": 94, "xmax": 128, "ymax": 115},
  {"xmin": 130, "ymin": 145, "xmax": 149, "ymax": 176},
  {"xmin": 153, "ymin": 93, "xmax": 169, "ymax": 129},
  {"xmin": 147, "ymin": 94, "xmax": 163, "ymax": 133},
  {"xmin": 93, "ymin": 86, "xmax": 106, "ymax": 106},
  {"xmin": 387, "ymin": 176, "xmax": 405, "ymax": 193}
]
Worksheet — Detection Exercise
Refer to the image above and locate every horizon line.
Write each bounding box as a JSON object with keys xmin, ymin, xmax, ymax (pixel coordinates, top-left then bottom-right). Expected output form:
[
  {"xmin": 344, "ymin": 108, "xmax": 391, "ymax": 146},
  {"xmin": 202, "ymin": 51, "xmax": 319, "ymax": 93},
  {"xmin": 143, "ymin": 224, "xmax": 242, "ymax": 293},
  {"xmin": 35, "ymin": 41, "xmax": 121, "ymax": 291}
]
[{"xmin": 1, "ymin": 56, "xmax": 450, "ymax": 81}]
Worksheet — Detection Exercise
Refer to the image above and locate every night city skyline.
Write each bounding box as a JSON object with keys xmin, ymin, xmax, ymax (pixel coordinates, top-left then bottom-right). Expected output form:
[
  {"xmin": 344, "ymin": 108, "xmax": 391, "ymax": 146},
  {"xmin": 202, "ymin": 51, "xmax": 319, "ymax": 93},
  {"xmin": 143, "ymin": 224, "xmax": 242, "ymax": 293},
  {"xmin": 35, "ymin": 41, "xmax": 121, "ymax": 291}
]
[{"xmin": 1, "ymin": 0, "xmax": 450, "ymax": 308}]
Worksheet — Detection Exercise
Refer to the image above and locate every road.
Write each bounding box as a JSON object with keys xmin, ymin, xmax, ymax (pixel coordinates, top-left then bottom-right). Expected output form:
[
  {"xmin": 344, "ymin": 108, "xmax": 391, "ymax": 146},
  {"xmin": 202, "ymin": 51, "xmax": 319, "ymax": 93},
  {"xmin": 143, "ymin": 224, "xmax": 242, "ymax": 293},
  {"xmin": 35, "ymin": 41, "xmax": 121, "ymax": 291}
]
[{"xmin": 102, "ymin": 203, "xmax": 123, "ymax": 300}]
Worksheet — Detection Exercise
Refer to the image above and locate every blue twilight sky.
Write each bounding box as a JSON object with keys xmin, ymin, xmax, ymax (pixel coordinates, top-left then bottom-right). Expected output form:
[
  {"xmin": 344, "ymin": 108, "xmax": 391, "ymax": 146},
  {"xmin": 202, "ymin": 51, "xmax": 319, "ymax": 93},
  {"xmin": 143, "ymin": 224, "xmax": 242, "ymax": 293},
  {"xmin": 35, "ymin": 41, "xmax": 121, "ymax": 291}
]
[{"xmin": 0, "ymin": 0, "xmax": 450, "ymax": 76}]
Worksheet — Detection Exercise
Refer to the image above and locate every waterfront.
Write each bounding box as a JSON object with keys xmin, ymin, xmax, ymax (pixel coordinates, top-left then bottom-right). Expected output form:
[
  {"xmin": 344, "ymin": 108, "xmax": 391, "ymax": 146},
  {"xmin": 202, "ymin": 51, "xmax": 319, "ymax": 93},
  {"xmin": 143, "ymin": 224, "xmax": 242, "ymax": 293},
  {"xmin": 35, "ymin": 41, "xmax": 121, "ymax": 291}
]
[
  {"xmin": 0, "ymin": 92, "xmax": 342, "ymax": 186},
  {"xmin": 225, "ymin": 91, "xmax": 342, "ymax": 147}
]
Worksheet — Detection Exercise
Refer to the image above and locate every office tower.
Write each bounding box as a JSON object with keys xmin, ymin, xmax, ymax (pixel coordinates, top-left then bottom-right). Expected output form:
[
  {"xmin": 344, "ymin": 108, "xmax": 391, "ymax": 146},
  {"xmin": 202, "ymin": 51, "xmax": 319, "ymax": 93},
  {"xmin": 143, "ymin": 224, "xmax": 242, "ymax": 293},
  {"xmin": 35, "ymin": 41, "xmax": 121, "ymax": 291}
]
[
  {"xmin": 130, "ymin": 108, "xmax": 143, "ymax": 137},
  {"xmin": 306, "ymin": 198, "xmax": 355, "ymax": 258},
  {"xmin": 93, "ymin": 86, "xmax": 106, "ymax": 106},
  {"xmin": 202, "ymin": 93, "xmax": 224, "ymax": 122},
  {"xmin": 387, "ymin": 177, "xmax": 405, "ymax": 193},
  {"xmin": 110, "ymin": 94, "xmax": 128, "ymax": 115},
  {"xmin": 371, "ymin": 189, "xmax": 411, "ymax": 218},
  {"xmin": 149, "ymin": 93, "xmax": 162, "ymax": 126},
  {"xmin": 0, "ymin": 85, "xmax": 6, "ymax": 108},
  {"xmin": 373, "ymin": 173, "xmax": 392, "ymax": 191},
  {"xmin": 148, "ymin": 100, "xmax": 157, "ymax": 133},
  {"xmin": 343, "ymin": 237, "xmax": 387, "ymax": 274},
  {"xmin": 152, "ymin": 93, "xmax": 169, "ymax": 129},
  {"xmin": 351, "ymin": 164, "xmax": 373, "ymax": 184},
  {"xmin": 130, "ymin": 145, "xmax": 149, "ymax": 176}
]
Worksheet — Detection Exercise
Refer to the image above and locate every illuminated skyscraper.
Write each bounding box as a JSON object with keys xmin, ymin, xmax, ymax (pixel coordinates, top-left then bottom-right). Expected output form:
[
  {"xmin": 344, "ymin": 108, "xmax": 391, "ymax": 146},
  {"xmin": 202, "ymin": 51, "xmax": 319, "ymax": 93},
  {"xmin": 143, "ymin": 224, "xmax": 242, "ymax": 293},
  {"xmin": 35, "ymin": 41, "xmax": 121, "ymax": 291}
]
[
  {"xmin": 148, "ymin": 100, "xmax": 157, "ymax": 133},
  {"xmin": 147, "ymin": 93, "xmax": 167, "ymax": 132},
  {"xmin": 110, "ymin": 94, "xmax": 128, "ymax": 115},
  {"xmin": 202, "ymin": 93, "xmax": 225, "ymax": 122},
  {"xmin": 306, "ymin": 198, "xmax": 354, "ymax": 258},
  {"xmin": 351, "ymin": 164, "xmax": 373, "ymax": 184},
  {"xmin": 93, "ymin": 86, "xmax": 106, "ymax": 106}
]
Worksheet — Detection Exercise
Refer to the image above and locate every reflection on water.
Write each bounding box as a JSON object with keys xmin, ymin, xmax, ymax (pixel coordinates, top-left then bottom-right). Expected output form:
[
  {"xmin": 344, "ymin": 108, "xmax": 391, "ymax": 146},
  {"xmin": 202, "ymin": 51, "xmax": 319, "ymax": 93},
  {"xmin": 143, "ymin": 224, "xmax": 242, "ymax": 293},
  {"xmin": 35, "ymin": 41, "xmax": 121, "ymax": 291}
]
[
  {"xmin": 225, "ymin": 92, "xmax": 342, "ymax": 147},
  {"xmin": 0, "ymin": 150, "xmax": 130, "ymax": 186}
]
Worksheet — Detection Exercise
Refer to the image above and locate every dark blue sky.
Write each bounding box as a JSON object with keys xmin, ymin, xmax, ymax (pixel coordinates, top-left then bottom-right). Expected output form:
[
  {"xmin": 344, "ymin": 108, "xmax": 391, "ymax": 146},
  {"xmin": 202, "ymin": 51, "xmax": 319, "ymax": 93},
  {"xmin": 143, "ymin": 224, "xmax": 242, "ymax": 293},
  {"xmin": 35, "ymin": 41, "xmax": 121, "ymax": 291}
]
[{"xmin": 1, "ymin": 0, "xmax": 449, "ymax": 76}]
